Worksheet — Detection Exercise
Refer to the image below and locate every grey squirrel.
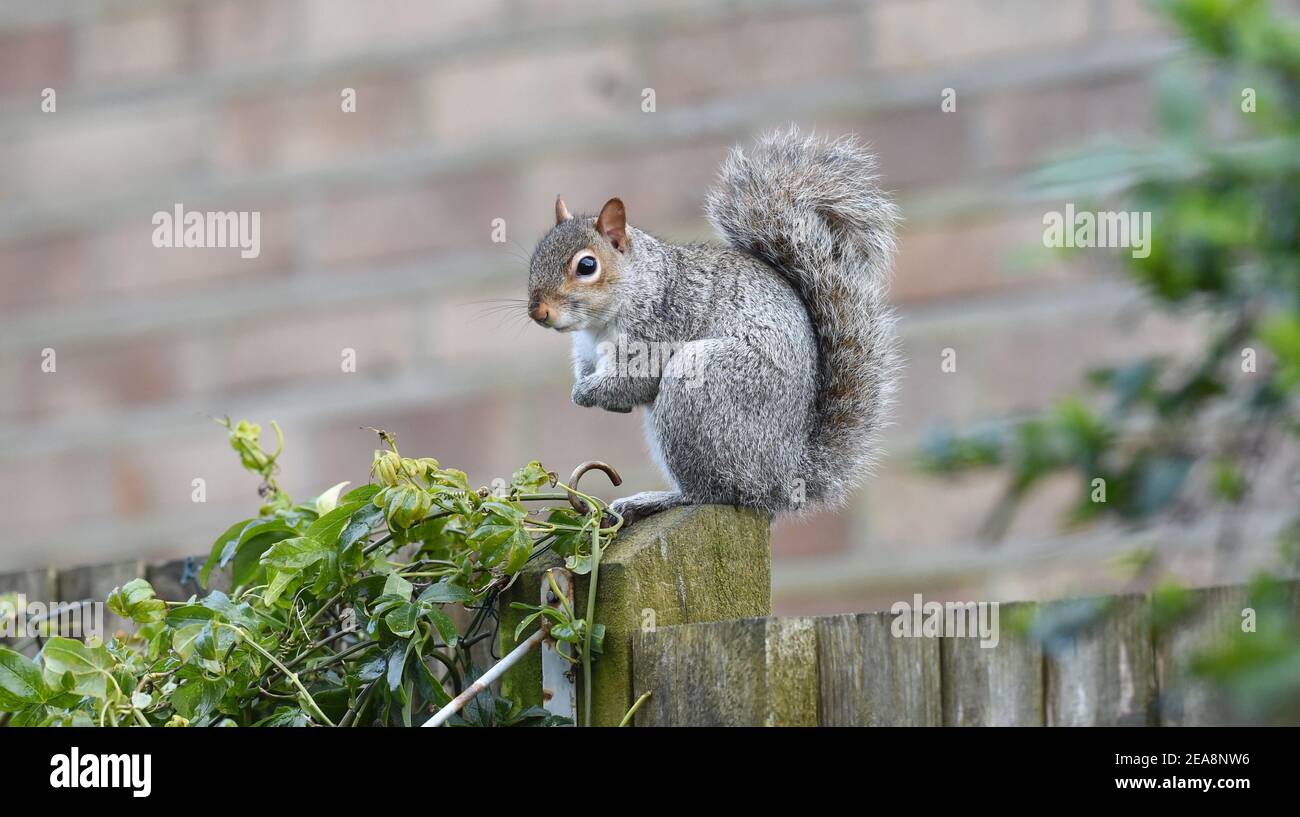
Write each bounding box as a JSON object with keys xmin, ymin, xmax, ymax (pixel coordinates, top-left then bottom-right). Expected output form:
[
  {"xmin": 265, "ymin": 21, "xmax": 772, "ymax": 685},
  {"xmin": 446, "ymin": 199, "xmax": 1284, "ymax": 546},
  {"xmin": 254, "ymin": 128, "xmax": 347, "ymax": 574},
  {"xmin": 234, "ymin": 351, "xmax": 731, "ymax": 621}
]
[{"xmin": 526, "ymin": 127, "xmax": 899, "ymax": 524}]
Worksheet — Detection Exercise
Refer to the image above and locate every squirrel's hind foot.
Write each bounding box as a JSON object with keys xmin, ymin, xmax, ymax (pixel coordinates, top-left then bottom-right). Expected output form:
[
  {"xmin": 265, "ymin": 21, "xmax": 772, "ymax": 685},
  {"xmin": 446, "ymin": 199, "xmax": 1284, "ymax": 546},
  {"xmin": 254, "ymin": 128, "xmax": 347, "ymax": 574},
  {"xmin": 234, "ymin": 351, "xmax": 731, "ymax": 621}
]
[{"xmin": 610, "ymin": 490, "xmax": 689, "ymax": 526}]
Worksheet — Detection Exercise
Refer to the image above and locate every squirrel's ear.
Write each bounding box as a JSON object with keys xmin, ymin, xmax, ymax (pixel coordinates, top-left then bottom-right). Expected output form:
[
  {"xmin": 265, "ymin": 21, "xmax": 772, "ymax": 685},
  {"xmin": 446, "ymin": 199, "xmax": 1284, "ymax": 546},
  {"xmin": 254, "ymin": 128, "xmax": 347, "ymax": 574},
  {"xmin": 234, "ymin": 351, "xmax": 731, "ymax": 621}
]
[
  {"xmin": 596, "ymin": 198, "xmax": 628, "ymax": 252},
  {"xmin": 555, "ymin": 195, "xmax": 572, "ymax": 225}
]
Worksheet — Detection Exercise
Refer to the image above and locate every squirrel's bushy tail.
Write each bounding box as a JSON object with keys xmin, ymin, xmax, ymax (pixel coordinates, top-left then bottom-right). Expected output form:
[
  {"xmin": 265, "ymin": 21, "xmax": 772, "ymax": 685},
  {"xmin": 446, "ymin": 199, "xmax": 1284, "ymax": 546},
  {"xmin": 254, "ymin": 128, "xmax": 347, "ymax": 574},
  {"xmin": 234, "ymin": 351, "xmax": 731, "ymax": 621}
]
[{"xmin": 706, "ymin": 127, "xmax": 900, "ymax": 506}]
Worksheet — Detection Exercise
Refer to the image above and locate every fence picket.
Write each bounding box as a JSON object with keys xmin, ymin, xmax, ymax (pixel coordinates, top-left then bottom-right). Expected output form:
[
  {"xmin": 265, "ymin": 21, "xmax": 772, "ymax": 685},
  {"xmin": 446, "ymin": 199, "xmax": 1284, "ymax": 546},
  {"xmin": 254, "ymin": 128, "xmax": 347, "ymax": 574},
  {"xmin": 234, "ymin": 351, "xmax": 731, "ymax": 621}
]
[
  {"xmin": 941, "ymin": 601, "xmax": 1043, "ymax": 726},
  {"xmin": 815, "ymin": 612, "xmax": 942, "ymax": 726},
  {"xmin": 1043, "ymin": 593, "xmax": 1155, "ymax": 726},
  {"xmin": 57, "ymin": 559, "xmax": 146, "ymax": 641}
]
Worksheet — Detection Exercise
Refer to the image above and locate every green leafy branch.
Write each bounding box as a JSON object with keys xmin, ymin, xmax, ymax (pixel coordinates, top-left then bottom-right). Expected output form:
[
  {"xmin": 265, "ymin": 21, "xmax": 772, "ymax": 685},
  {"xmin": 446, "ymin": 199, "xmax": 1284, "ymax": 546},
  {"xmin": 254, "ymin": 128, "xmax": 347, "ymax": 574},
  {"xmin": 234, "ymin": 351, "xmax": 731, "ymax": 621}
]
[{"xmin": 1, "ymin": 420, "xmax": 622, "ymax": 727}]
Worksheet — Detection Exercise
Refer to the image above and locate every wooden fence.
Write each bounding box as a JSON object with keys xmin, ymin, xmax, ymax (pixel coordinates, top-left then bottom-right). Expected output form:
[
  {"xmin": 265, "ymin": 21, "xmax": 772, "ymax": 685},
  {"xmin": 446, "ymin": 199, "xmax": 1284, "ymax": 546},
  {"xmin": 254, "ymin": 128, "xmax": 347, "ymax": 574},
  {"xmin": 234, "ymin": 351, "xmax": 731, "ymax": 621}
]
[
  {"xmin": 4, "ymin": 507, "xmax": 1297, "ymax": 727},
  {"xmin": 1, "ymin": 556, "xmax": 205, "ymax": 649},
  {"xmin": 630, "ymin": 584, "xmax": 1300, "ymax": 726}
]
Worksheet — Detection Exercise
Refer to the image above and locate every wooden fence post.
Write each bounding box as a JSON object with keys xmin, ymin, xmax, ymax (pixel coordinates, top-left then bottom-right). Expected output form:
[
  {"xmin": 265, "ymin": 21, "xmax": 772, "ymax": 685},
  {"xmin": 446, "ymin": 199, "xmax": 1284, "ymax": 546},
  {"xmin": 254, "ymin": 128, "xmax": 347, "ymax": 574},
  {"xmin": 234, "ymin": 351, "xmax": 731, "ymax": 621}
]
[
  {"xmin": 498, "ymin": 504, "xmax": 771, "ymax": 726},
  {"xmin": 632, "ymin": 617, "xmax": 817, "ymax": 726}
]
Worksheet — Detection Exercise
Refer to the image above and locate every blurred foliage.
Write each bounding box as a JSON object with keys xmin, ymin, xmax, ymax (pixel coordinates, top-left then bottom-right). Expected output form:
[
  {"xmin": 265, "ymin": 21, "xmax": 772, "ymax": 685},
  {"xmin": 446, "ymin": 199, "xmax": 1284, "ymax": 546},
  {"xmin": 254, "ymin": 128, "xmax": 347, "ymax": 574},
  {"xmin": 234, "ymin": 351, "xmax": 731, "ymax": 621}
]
[{"xmin": 920, "ymin": 0, "xmax": 1300, "ymax": 723}]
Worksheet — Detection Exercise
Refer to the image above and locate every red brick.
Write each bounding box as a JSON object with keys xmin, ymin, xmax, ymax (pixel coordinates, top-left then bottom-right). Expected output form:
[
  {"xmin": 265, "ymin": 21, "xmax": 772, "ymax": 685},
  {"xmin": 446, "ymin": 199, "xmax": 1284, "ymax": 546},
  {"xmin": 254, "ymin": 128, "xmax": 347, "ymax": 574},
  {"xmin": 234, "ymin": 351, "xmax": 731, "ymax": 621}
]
[
  {"xmin": 218, "ymin": 305, "xmax": 414, "ymax": 389},
  {"xmin": 198, "ymin": 0, "xmax": 303, "ymax": 70},
  {"xmin": 0, "ymin": 234, "xmax": 86, "ymax": 310},
  {"xmin": 213, "ymin": 75, "xmax": 424, "ymax": 174},
  {"xmin": 110, "ymin": 434, "xmax": 250, "ymax": 519},
  {"xmin": 775, "ymin": 591, "xmax": 891, "ymax": 618},
  {"xmin": 317, "ymin": 173, "xmax": 516, "ymax": 266},
  {"xmin": 519, "ymin": 140, "xmax": 729, "ymax": 237},
  {"xmin": 0, "ymin": 26, "xmax": 72, "ymax": 98},
  {"xmin": 862, "ymin": 462, "xmax": 1079, "ymax": 554},
  {"xmin": 981, "ymin": 74, "xmax": 1154, "ymax": 171},
  {"xmin": 498, "ymin": 384, "xmax": 664, "ymax": 497},
  {"xmin": 643, "ymin": 9, "xmax": 865, "ymax": 104},
  {"xmin": 0, "ymin": 357, "xmax": 18, "ymax": 419},
  {"xmin": 1106, "ymin": 0, "xmax": 1174, "ymax": 35},
  {"xmin": 513, "ymin": 0, "xmax": 688, "ymax": 20},
  {"xmin": 1, "ymin": 102, "xmax": 205, "ymax": 208},
  {"xmin": 19, "ymin": 336, "xmax": 195, "ymax": 418},
  {"xmin": 862, "ymin": 459, "xmax": 1066, "ymax": 548},
  {"xmin": 426, "ymin": 285, "xmax": 549, "ymax": 368},
  {"xmin": 772, "ymin": 508, "xmax": 852, "ymax": 560},
  {"xmin": 892, "ymin": 212, "xmax": 1077, "ymax": 304},
  {"xmin": 870, "ymin": 0, "xmax": 1090, "ymax": 70},
  {"xmin": 309, "ymin": 398, "xmax": 516, "ymax": 494},
  {"xmin": 893, "ymin": 301, "xmax": 1204, "ymax": 435},
  {"xmin": 424, "ymin": 44, "xmax": 635, "ymax": 145},
  {"xmin": 870, "ymin": 461, "xmax": 997, "ymax": 548},
  {"xmin": 299, "ymin": 0, "xmax": 503, "ymax": 57},
  {"xmin": 0, "ymin": 453, "xmax": 114, "ymax": 539},
  {"xmin": 824, "ymin": 106, "xmax": 973, "ymax": 191},
  {"xmin": 78, "ymin": 6, "xmax": 196, "ymax": 86}
]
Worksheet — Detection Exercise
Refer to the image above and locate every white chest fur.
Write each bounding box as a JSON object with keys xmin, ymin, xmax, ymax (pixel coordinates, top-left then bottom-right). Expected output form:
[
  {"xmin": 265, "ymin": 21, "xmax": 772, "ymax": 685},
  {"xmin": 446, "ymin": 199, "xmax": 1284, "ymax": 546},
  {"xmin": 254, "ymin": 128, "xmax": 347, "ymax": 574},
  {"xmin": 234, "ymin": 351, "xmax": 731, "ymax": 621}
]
[{"xmin": 571, "ymin": 326, "xmax": 619, "ymax": 379}]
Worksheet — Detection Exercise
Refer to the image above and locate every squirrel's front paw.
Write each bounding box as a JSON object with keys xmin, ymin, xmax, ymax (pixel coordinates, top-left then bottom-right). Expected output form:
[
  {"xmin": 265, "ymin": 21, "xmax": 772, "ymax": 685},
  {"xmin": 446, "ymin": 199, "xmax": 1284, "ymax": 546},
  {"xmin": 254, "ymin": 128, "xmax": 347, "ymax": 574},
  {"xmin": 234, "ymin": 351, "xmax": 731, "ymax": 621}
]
[
  {"xmin": 573, "ymin": 376, "xmax": 634, "ymax": 412},
  {"xmin": 571, "ymin": 378, "xmax": 599, "ymax": 408}
]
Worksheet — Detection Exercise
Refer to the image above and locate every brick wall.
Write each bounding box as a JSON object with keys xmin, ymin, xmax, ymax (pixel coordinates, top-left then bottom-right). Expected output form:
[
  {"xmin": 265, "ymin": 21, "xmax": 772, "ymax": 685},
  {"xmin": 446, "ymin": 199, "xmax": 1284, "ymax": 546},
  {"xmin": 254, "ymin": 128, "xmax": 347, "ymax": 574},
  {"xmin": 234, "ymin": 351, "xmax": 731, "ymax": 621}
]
[{"xmin": 0, "ymin": 0, "xmax": 1265, "ymax": 612}]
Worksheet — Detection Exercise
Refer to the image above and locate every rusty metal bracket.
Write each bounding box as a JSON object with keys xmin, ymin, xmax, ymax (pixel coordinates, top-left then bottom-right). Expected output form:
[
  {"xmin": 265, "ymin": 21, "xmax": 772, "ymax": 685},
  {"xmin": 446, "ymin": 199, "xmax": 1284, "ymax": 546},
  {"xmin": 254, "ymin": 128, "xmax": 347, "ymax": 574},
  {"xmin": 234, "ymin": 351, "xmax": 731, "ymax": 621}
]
[
  {"xmin": 565, "ymin": 460, "xmax": 622, "ymax": 526},
  {"xmin": 540, "ymin": 567, "xmax": 577, "ymax": 722}
]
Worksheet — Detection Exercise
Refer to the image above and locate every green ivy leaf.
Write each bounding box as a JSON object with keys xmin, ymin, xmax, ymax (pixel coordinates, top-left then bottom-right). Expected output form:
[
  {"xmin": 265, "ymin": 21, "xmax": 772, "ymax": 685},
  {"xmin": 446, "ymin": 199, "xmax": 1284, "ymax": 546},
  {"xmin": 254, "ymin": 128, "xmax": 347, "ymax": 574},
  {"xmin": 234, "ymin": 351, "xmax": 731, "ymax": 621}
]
[
  {"xmin": 172, "ymin": 623, "xmax": 206, "ymax": 663},
  {"xmin": 260, "ymin": 537, "xmax": 332, "ymax": 605},
  {"xmin": 423, "ymin": 606, "xmax": 459, "ymax": 647},
  {"xmin": 40, "ymin": 638, "xmax": 115, "ymax": 700},
  {"xmin": 0, "ymin": 647, "xmax": 51, "ymax": 710},
  {"xmin": 165, "ymin": 604, "xmax": 218, "ymax": 628},
  {"xmin": 340, "ymin": 484, "xmax": 383, "ymax": 505},
  {"xmin": 550, "ymin": 623, "xmax": 579, "ymax": 644},
  {"xmin": 306, "ymin": 500, "xmax": 370, "ymax": 547},
  {"xmin": 382, "ymin": 572, "xmax": 414, "ymax": 602},
  {"xmin": 385, "ymin": 603, "xmax": 420, "ymax": 638},
  {"xmin": 340, "ymin": 503, "xmax": 384, "ymax": 566},
  {"xmin": 513, "ymin": 610, "xmax": 543, "ymax": 642},
  {"xmin": 171, "ymin": 676, "xmax": 229, "ymax": 721},
  {"xmin": 200, "ymin": 519, "xmax": 254, "ymax": 588},
  {"xmin": 470, "ymin": 521, "xmax": 517, "ymax": 566},
  {"xmin": 565, "ymin": 553, "xmax": 594, "ymax": 575},
  {"xmin": 509, "ymin": 460, "xmax": 553, "ymax": 493},
  {"xmin": 480, "ymin": 500, "xmax": 526, "ymax": 521},
  {"xmin": 229, "ymin": 527, "xmax": 297, "ymax": 589},
  {"xmin": 418, "ymin": 579, "xmax": 473, "ymax": 604},
  {"xmin": 254, "ymin": 706, "xmax": 309, "ymax": 727},
  {"xmin": 386, "ymin": 645, "xmax": 409, "ymax": 692},
  {"xmin": 106, "ymin": 578, "xmax": 167, "ymax": 624}
]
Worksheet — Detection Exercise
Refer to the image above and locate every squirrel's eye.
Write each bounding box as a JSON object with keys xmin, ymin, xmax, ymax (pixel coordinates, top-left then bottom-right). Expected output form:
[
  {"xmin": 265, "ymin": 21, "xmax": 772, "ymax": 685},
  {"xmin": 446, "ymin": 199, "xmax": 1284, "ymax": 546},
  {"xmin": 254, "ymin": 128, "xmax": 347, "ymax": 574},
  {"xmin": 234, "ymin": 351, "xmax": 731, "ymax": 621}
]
[{"xmin": 575, "ymin": 255, "xmax": 600, "ymax": 279}]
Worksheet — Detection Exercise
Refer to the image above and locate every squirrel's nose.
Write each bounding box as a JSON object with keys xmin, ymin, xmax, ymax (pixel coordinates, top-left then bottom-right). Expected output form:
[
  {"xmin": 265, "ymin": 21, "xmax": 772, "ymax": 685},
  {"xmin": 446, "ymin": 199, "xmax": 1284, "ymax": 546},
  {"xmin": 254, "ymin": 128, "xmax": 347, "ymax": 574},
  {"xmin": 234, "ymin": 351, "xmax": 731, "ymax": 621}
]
[{"xmin": 530, "ymin": 301, "xmax": 553, "ymax": 325}]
